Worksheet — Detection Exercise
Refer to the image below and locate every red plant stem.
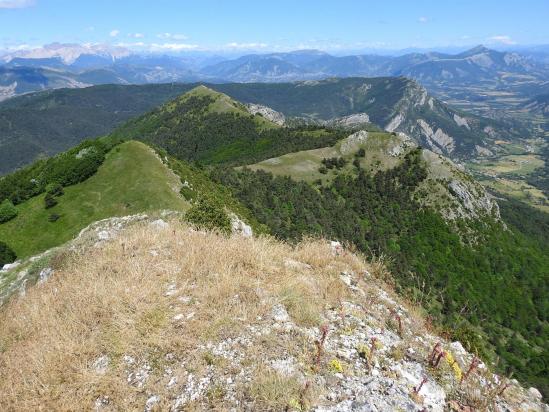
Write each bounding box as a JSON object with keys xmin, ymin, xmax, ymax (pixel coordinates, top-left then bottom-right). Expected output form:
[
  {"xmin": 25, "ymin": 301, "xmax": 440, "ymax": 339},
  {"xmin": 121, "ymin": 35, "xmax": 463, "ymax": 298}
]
[
  {"xmin": 370, "ymin": 337, "xmax": 378, "ymax": 357},
  {"xmin": 429, "ymin": 342, "xmax": 442, "ymax": 365},
  {"xmin": 314, "ymin": 324, "xmax": 329, "ymax": 367},
  {"xmin": 461, "ymin": 357, "xmax": 480, "ymax": 383},
  {"xmin": 414, "ymin": 377, "xmax": 428, "ymax": 394},
  {"xmin": 434, "ymin": 351, "xmax": 446, "ymax": 367},
  {"xmin": 497, "ymin": 383, "xmax": 511, "ymax": 396}
]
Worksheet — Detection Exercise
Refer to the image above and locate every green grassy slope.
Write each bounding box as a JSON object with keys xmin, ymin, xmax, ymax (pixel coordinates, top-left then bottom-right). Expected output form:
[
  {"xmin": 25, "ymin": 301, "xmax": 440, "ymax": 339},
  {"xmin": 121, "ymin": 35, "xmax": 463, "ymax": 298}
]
[
  {"xmin": 0, "ymin": 141, "xmax": 189, "ymax": 258},
  {"xmin": 248, "ymin": 131, "xmax": 403, "ymax": 183}
]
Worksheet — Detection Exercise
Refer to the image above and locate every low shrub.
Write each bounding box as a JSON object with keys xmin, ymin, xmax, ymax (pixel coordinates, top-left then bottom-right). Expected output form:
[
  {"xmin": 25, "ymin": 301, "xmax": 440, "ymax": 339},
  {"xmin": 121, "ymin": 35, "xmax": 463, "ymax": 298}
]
[
  {"xmin": 0, "ymin": 199, "xmax": 18, "ymax": 224},
  {"xmin": 184, "ymin": 196, "xmax": 231, "ymax": 233},
  {"xmin": 44, "ymin": 193, "xmax": 58, "ymax": 209},
  {"xmin": 0, "ymin": 240, "xmax": 16, "ymax": 266}
]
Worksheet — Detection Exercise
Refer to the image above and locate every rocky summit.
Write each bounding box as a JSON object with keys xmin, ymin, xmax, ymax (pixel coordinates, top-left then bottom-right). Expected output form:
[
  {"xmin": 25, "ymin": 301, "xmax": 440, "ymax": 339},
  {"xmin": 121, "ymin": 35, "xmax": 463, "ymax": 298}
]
[{"xmin": 0, "ymin": 218, "xmax": 546, "ymax": 411}]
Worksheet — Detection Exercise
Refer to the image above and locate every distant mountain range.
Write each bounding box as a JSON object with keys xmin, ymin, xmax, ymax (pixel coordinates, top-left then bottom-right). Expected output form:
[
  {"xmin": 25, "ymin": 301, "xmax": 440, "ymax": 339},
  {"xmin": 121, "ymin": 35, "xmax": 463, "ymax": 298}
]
[{"xmin": 1, "ymin": 44, "xmax": 548, "ymax": 100}]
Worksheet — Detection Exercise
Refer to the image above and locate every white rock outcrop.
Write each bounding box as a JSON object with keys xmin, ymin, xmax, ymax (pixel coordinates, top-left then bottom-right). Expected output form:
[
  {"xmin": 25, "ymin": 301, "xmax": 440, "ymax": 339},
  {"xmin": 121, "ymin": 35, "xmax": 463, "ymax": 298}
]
[
  {"xmin": 245, "ymin": 103, "xmax": 286, "ymax": 126},
  {"xmin": 340, "ymin": 130, "xmax": 369, "ymax": 155},
  {"xmin": 417, "ymin": 119, "xmax": 455, "ymax": 154},
  {"xmin": 230, "ymin": 215, "xmax": 253, "ymax": 237}
]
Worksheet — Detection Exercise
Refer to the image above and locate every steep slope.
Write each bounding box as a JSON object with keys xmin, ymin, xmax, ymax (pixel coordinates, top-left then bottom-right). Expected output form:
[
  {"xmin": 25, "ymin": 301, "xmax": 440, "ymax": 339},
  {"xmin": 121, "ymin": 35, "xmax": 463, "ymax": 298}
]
[
  {"xmin": 215, "ymin": 131, "xmax": 548, "ymax": 396},
  {"xmin": 214, "ymin": 78, "xmax": 519, "ymax": 159},
  {"xmin": 0, "ymin": 65, "xmax": 88, "ymax": 101},
  {"xmin": 112, "ymin": 85, "xmax": 348, "ymax": 166},
  {"xmin": 524, "ymin": 93, "xmax": 549, "ymax": 116},
  {"xmin": 0, "ymin": 220, "xmax": 545, "ymax": 410},
  {"xmin": 397, "ymin": 46, "xmax": 548, "ymax": 86},
  {"xmin": 0, "ymin": 140, "xmax": 189, "ymax": 258}
]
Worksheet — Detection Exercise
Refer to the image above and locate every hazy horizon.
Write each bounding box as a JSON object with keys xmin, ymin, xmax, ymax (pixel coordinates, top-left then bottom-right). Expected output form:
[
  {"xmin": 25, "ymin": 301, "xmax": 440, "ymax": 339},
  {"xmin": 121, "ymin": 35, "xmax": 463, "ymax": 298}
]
[{"xmin": 1, "ymin": 0, "xmax": 548, "ymax": 55}]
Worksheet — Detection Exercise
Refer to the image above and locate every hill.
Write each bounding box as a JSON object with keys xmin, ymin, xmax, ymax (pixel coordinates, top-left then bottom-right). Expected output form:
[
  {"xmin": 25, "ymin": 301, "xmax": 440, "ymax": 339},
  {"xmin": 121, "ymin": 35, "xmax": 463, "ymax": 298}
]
[
  {"xmin": 246, "ymin": 130, "xmax": 499, "ymax": 221},
  {"xmin": 0, "ymin": 219, "xmax": 546, "ymax": 410},
  {"xmin": 524, "ymin": 93, "xmax": 549, "ymax": 116},
  {"xmin": 0, "ymin": 65, "xmax": 88, "ymax": 101},
  {"xmin": 0, "ymin": 83, "xmax": 195, "ymax": 174},
  {"xmin": 0, "ymin": 140, "xmax": 189, "ymax": 259},
  {"xmin": 112, "ymin": 85, "xmax": 348, "ymax": 166},
  {"xmin": 0, "ymin": 78, "xmax": 522, "ymax": 174}
]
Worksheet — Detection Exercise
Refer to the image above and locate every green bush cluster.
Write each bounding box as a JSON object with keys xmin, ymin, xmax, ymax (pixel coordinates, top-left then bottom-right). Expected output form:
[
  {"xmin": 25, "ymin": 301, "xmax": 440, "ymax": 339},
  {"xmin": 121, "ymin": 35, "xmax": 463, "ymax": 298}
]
[
  {"xmin": 184, "ymin": 196, "xmax": 231, "ymax": 233},
  {"xmin": 0, "ymin": 199, "xmax": 18, "ymax": 224},
  {"xmin": 0, "ymin": 241, "xmax": 16, "ymax": 266},
  {"xmin": 321, "ymin": 157, "xmax": 347, "ymax": 170},
  {"xmin": 44, "ymin": 182, "xmax": 64, "ymax": 210},
  {"xmin": 0, "ymin": 137, "xmax": 121, "ymax": 206}
]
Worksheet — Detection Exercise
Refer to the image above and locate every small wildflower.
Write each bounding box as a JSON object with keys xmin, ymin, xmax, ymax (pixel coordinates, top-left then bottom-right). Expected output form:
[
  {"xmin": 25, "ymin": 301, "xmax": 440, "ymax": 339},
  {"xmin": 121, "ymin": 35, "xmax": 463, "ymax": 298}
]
[{"xmin": 329, "ymin": 358, "xmax": 344, "ymax": 374}]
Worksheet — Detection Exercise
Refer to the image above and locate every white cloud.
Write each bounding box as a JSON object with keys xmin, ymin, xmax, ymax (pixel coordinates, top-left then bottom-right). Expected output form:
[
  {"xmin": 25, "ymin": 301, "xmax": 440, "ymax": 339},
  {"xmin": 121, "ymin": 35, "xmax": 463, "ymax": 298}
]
[
  {"xmin": 115, "ymin": 42, "xmax": 146, "ymax": 48},
  {"xmin": 109, "ymin": 29, "xmax": 120, "ymax": 37},
  {"xmin": 150, "ymin": 42, "xmax": 198, "ymax": 51},
  {"xmin": 488, "ymin": 35, "xmax": 517, "ymax": 45},
  {"xmin": 129, "ymin": 33, "xmax": 144, "ymax": 38},
  {"xmin": 418, "ymin": 16, "xmax": 429, "ymax": 23},
  {"xmin": 4, "ymin": 43, "xmax": 34, "ymax": 50},
  {"xmin": 0, "ymin": 0, "xmax": 34, "ymax": 8},
  {"xmin": 157, "ymin": 33, "xmax": 188, "ymax": 40},
  {"xmin": 224, "ymin": 42, "xmax": 268, "ymax": 49}
]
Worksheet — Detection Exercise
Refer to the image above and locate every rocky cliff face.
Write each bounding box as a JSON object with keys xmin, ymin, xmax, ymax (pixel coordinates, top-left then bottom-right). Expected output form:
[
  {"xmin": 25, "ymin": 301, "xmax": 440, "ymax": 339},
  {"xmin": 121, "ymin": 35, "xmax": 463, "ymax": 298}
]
[
  {"xmin": 245, "ymin": 103, "xmax": 286, "ymax": 125},
  {"xmin": 0, "ymin": 218, "xmax": 545, "ymax": 411},
  {"xmin": 382, "ymin": 80, "xmax": 498, "ymax": 159}
]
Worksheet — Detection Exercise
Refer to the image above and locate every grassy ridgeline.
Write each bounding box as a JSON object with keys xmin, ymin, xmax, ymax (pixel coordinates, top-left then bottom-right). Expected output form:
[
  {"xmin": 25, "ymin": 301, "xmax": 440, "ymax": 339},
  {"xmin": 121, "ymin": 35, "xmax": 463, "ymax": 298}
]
[{"xmin": 0, "ymin": 141, "xmax": 189, "ymax": 258}]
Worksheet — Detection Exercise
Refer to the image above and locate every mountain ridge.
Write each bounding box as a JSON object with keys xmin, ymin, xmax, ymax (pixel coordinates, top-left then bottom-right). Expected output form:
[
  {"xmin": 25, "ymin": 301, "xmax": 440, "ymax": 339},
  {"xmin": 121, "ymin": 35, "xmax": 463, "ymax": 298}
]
[{"xmin": 0, "ymin": 87, "xmax": 547, "ymax": 400}]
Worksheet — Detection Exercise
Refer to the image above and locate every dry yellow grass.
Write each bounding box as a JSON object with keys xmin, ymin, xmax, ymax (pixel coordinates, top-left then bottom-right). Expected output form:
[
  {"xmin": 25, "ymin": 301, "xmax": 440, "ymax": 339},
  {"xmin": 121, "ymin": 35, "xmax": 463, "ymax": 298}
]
[
  {"xmin": 0, "ymin": 219, "xmax": 539, "ymax": 411},
  {"xmin": 0, "ymin": 221, "xmax": 367, "ymax": 411}
]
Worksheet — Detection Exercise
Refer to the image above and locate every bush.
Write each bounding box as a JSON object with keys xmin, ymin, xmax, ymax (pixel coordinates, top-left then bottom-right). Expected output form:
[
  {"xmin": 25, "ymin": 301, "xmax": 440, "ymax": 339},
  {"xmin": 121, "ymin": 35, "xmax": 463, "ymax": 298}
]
[
  {"xmin": 48, "ymin": 213, "xmax": 61, "ymax": 222},
  {"xmin": 0, "ymin": 199, "xmax": 18, "ymax": 224},
  {"xmin": 0, "ymin": 241, "xmax": 16, "ymax": 266},
  {"xmin": 44, "ymin": 193, "xmax": 58, "ymax": 209},
  {"xmin": 46, "ymin": 182, "xmax": 64, "ymax": 197},
  {"xmin": 356, "ymin": 148, "xmax": 366, "ymax": 158},
  {"xmin": 185, "ymin": 196, "xmax": 231, "ymax": 233},
  {"xmin": 321, "ymin": 157, "xmax": 347, "ymax": 170}
]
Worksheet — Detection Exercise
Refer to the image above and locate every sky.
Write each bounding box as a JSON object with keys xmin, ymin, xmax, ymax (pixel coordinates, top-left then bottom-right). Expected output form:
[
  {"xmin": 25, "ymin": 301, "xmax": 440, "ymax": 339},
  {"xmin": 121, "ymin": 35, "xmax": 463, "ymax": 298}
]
[{"xmin": 0, "ymin": 0, "xmax": 548, "ymax": 54}]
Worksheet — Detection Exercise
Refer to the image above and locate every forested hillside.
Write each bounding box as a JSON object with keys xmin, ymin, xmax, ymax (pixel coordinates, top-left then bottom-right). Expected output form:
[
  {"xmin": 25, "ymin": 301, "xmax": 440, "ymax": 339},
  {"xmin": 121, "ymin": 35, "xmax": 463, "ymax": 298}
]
[
  {"xmin": 112, "ymin": 86, "xmax": 349, "ymax": 166},
  {"xmin": 0, "ymin": 78, "xmax": 521, "ymax": 174},
  {"xmin": 213, "ymin": 150, "xmax": 549, "ymax": 396}
]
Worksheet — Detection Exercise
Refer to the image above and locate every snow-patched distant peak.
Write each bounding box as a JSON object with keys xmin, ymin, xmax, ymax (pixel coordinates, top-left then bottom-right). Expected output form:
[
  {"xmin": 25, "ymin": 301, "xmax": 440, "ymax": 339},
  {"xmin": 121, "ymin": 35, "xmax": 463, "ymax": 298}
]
[{"xmin": 2, "ymin": 43, "xmax": 131, "ymax": 64}]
